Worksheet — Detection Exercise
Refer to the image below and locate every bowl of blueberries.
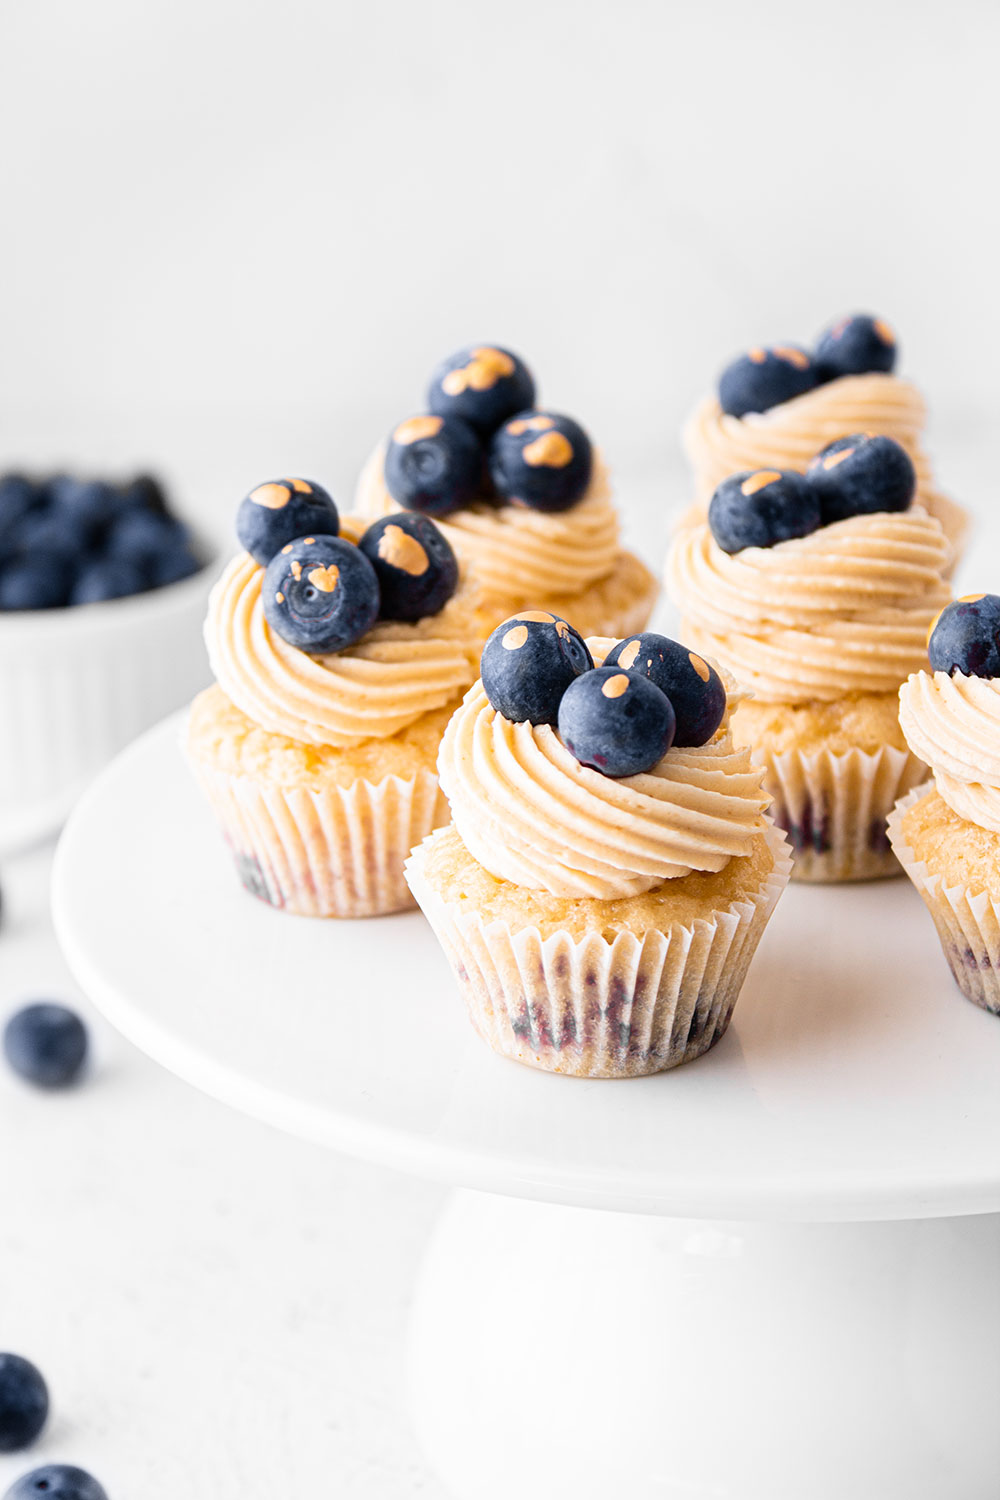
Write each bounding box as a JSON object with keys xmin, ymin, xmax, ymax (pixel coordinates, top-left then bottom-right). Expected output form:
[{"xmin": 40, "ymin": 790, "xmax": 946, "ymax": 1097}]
[{"xmin": 0, "ymin": 469, "xmax": 217, "ymax": 853}]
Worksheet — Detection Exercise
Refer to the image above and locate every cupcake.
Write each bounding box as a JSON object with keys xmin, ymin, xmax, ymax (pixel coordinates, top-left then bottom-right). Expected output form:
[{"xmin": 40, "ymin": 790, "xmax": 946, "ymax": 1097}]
[
  {"xmin": 682, "ymin": 313, "xmax": 969, "ymax": 568},
  {"xmin": 185, "ymin": 478, "xmax": 479, "ymax": 917},
  {"xmin": 889, "ymin": 595, "xmax": 1000, "ymax": 1014},
  {"xmin": 355, "ymin": 344, "xmax": 658, "ymax": 638},
  {"xmin": 666, "ymin": 436, "xmax": 952, "ymax": 881},
  {"xmin": 405, "ymin": 616, "xmax": 791, "ymax": 1077}
]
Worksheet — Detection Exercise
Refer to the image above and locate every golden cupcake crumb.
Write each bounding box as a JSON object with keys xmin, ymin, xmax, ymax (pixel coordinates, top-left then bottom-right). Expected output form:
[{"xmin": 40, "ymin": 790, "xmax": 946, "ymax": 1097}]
[{"xmin": 901, "ymin": 788, "xmax": 1000, "ymax": 901}]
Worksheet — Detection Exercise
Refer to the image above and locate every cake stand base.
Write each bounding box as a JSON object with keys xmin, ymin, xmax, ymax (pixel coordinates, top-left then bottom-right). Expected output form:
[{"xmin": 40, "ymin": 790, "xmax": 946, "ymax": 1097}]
[{"xmin": 408, "ymin": 1191, "xmax": 1000, "ymax": 1500}]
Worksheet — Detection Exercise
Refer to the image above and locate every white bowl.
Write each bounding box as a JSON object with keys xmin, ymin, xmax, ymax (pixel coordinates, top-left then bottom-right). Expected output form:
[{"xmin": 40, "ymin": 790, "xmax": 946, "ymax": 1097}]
[{"xmin": 0, "ymin": 553, "xmax": 219, "ymax": 854}]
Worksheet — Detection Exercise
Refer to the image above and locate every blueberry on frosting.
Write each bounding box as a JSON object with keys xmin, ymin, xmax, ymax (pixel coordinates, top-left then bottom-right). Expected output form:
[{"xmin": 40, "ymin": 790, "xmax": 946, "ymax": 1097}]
[
  {"xmin": 604, "ymin": 633, "xmax": 725, "ymax": 747},
  {"xmin": 815, "ymin": 314, "xmax": 897, "ymax": 379},
  {"xmin": 488, "ymin": 411, "xmax": 592, "ymax": 513},
  {"xmin": 558, "ymin": 667, "xmax": 676, "ymax": 778},
  {"xmin": 384, "ymin": 414, "xmax": 482, "ymax": 517},
  {"xmin": 708, "ymin": 469, "xmax": 820, "ymax": 554},
  {"xmin": 718, "ymin": 345, "xmax": 819, "ymax": 418},
  {"xmin": 236, "ymin": 478, "xmax": 339, "ymax": 566},
  {"xmin": 428, "ymin": 345, "xmax": 535, "ymax": 437},
  {"xmin": 805, "ymin": 434, "xmax": 915, "ymax": 524},
  {"xmin": 927, "ymin": 594, "xmax": 1000, "ymax": 679},
  {"xmin": 359, "ymin": 513, "xmax": 458, "ymax": 622},
  {"xmin": 481, "ymin": 611, "xmax": 592, "ymax": 726},
  {"xmin": 5, "ymin": 1465, "xmax": 108, "ymax": 1500},
  {"xmin": 262, "ymin": 535, "xmax": 379, "ymax": 654}
]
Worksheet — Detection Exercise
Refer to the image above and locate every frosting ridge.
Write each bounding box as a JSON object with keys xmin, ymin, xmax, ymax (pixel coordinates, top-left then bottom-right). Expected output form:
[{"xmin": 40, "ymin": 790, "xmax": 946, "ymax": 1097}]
[{"xmin": 899, "ymin": 670, "xmax": 1000, "ymax": 833}]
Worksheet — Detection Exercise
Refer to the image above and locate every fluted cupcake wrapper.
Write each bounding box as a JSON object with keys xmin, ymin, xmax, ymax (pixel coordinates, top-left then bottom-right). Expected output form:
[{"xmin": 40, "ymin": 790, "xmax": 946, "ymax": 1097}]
[
  {"xmin": 754, "ymin": 742, "xmax": 928, "ymax": 883},
  {"xmin": 888, "ymin": 785, "xmax": 1000, "ymax": 1016},
  {"xmin": 191, "ymin": 760, "xmax": 449, "ymax": 918},
  {"xmin": 404, "ymin": 819, "xmax": 791, "ymax": 1079}
]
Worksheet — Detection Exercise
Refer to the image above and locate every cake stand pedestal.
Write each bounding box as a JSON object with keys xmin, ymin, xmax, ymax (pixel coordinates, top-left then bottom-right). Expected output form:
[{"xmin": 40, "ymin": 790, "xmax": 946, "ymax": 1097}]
[{"xmin": 53, "ymin": 716, "xmax": 1000, "ymax": 1500}]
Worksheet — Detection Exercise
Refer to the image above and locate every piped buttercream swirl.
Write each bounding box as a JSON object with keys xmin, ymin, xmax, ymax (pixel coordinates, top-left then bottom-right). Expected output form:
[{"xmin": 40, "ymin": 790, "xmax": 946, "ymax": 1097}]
[
  {"xmin": 438, "ymin": 639, "xmax": 769, "ymax": 899},
  {"xmin": 354, "ymin": 444, "xmax": 619, "ymax": 607},
  {"xmin": 666, "ymin": 509, "xmax": 952, "ymax": 704},
  {"xmin": 899, "ymin": 670, "xmax": 1000, "ymax": 833},
  {"xmin": 206, "ymin": 551, "xmax": 479, "ymax": 748}
]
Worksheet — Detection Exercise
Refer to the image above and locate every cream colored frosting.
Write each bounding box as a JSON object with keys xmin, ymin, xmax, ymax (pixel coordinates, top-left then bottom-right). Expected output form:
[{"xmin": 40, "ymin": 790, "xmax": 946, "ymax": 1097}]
[
  {"xmin": 682, "ymin": 373, "xmax": 968, "ymax": 559},
  {"xmin": 354, "ymin": 444, "xmax": 619, "ymax": 607},
  {"xmin": 666, "ymin": 509, "xmax": 952, "ymax": 704},
  {"xmin": 206, "ymin": 551, "xmax": 478, "ymax": 749},
  {"xmin": 437, "ymin": 639, "xmax": 769, "ymax": 899},
  {"xmin": 899, "ymin": 669, "xmax": 1000, "ymax": 833}
]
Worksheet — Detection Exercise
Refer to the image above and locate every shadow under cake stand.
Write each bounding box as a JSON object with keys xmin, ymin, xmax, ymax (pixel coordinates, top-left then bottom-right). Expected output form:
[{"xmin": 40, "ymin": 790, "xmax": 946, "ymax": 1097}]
[{"xmin": 52, "ymin": 713, "xmax": 1000, "ymax": 1500}]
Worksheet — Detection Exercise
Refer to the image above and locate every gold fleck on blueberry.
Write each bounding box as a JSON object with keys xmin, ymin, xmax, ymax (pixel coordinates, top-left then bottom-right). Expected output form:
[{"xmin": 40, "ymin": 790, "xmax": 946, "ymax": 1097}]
[
  {"xmin": 249, "ymin": 482, "xmax": 292, "ymax": 510},
  {"xmin": 307, "ymin": 564, "xmax": 340, "ymax": 593},
  {"xmin": 393, "ymin": 415, "xmax": 445, "ymax": 446},
  {"xmin": 689, "ymin": 652, "xmax": 711, "ymax": 683},
  {"xmin": 502, "ymin": 624, "xmax": 529, "ymax": 651},
  {"xmin": 617, "ymin": 639, "xmax": 641, "ymax": 670},
  {"xmin": 441, "ymin": 347, "xmax": 514, "ymax": 396},
  {"xmin": 601, "ymin": 673, "xmax": 630, "ymax": 699},
  {"xmin": 523, "ymin": 432, "xmax": 573, "ymax": 469},
  {"xmin": 376, "ymin": 524, "xmax": 429, "ymax": 577},
  {"xmin": 740, "ymin": 470, "xmax": 782, "ymax": 496}
]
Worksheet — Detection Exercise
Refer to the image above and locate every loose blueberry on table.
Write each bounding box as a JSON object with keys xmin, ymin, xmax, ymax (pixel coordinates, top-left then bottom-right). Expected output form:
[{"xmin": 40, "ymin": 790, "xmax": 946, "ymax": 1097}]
[
  {"xmin": 427, "ymin": 345, "xmax": 536, "ymax": 436},
  {"xmin": 481, "ymin": 612, "xmax": 593, "ymax": 726},
  {"xmin": 0, "ymin": 1355, "xmax": 48, "ymax": 1453},
  {"xmin": 604, "ymin": 633, "xmax": 725, "ymax": 746},
  {"xmin": 558, "ymin": 666, "xmax": 676, "ymax": 778},
  {"xmin": 708, "ymin": 469, "xmax": 820, "ymax": 553},
  {"xmin": 235, "ymin": 478, "xmax": 339, "ymax": 566},
  {"xmin": 805, "ymin": 433, "xmax": 915, "ymax": 523},
  {"xmin": 814, "ymin": 313, "xmax": 897, "ymax": 379},
  {"xmin": 928, "ymin": 594, "xmax": 1000, "ymax": 678},
  {"xmin": 262, "ymin": 535, "xmax": 380, "ymax": 654},
  {"xmin": 5, "ymin": 1467, "xmax": 108, "ymax": 1500},
  {"xmin": 488, "ymin": 411, "xmax": 593, "ymax": 513},
  {"xmin": 358, "ymin": 513, "xmax": 458, "ymax": 622},
  {"xmin": 3, "ymin": 1003, "xmax": 89, "ymax": 1089},
  {"xmin": 383, "ymin": 414, "xmax": 483, "ymax": 517}
]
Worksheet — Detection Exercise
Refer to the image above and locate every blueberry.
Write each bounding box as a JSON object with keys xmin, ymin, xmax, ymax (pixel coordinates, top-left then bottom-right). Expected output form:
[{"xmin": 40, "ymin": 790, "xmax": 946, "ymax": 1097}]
[
  {"xmin": 149, "ymin": 547, "xmax": 200, "ymax": 588},
  {"xmin": 927, "ymin": 594, "xmax": 1000, "ymax": 679},
  {"xmin": 708, "ymin": 469, "xmax": 820, "ymax": 554},
  {"xmin": 0, "ymin": 476, "xmax": 40, "ymax": 547},
  {"xmin": 481, "ymin": 611, "xmax": 593, "ymax": 726},
  {"xmin": 4, "ymin": 1003, "xmax": 89, "ymax": 1088},
  {"xmin": 427, "ymin": 346, "xmax": 535, "ymax": 437},
  {"xmin": 4, "ymin": 1465, "xmax": 108, "ymax": 1500},
  {"xmin": 0, "ymin": 557, "xmax": 73, "ymax": 610},
  {"xmin": 718, "ymin": 345, "xmax": 819, "ymax": 418},
  {"xmin": 70, "ymin": 559, "xmax": 147, "ymax": 605},
  {"xmin": 235, "ymin": 479, "xmax": 339, "ymax": 567},
  {"xmin": 118, "ymin": 472, "xmax": 169, "ymax": 517},
  {"xmin": 9, "ymin": 508, "xmax": 92, "ymax": 562},
  {"xmin": 358, "ymin": 514, "xmax": 458, "ymax": 622},
  {"xmin": 0, "ymin": 1356, "xmax": 48, "ymax": 1453},
  {"xmin": 815, "ymin": 314, "xmax": 897, "ymax": 379},
  {"xmin": 262, "ymin": 534, "xmax": 380, "ymax": 654},
  {"xmin": 558, "ymin": 667, "xmax": 676, "ymax": 778},
  {"xmin": 805, "ymin": 434, "xmax": 915, "ymax": 524},
  {"xmin": 45, "ymin": 477, "xmax": 117, "ymax": 536},
  {"xmin": 488, "ymin": 411, "xmax": 592, "ymax": 513},
  {"xmin": 105, "ymin": 509, "xmax": 189, "ymax": 565},
  {"xmin": 383, "ymin": 415, "xmax": 482, "ymax": 517},
  {"xmin": 604, "ymin": 633, "xmax": 726, "ymax": 747}
]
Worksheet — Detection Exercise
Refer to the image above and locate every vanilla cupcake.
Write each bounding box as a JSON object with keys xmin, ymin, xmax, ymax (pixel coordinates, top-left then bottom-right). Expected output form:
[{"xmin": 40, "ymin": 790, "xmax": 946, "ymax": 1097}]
[
  {"xmin": 666, "ymin": 440, "xmax": 952, "ymax": 881},
  {"xmin": 185, "ymin": 478, "xmax": 478, "ymax": 917},
  {"xmin": 355, "ymin": 344, "xmax": 657, "ymax": 638},
  {"xmin": 889, "ymin": 595, "xmax": 1000, "ymax": 1014},
  {"xmin": 405, "ymin": 616, "xmax": 791, "ymax": 1077},
  {"xmin": 682, "ymin": 314, "xmax": 969, "ymax": 568}
]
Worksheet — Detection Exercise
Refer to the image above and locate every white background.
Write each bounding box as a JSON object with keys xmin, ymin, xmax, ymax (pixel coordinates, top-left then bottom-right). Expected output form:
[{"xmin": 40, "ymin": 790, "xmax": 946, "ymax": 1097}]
[{"xmin": 1, "ymin": 1, "xmax": 999, "ymax": 1494}]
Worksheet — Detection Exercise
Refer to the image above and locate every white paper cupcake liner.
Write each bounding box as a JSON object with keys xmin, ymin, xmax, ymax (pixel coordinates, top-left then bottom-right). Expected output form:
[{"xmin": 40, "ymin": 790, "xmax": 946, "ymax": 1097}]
[
  {"xmin": 192, "ymin": 760, "xmax": 449, "ymax": 918},
  {"xmin": 756, "ymin": 742, "xmax": 928, "ymax": 883},
  {"xmin": 405, "ymin": 819, "xmax": 791, "ymax": 1078},
  {"xmin": 888, "ymin": 785, "xmax": 1000, "ymax": 1015}
]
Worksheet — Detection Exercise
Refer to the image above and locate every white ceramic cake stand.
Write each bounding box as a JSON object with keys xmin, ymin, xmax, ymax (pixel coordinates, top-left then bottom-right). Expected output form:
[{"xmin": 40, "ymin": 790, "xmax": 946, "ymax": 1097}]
[{"xmin": 52, "ymin": 714, "xmax": 1000, "ymax": 1500}]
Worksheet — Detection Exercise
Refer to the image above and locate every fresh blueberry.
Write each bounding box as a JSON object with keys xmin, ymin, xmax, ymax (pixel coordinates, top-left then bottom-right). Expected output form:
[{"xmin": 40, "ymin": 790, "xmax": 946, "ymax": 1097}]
[
  {"xmin": 149, "ymin": 547, "xmax": 200, "ymax": 588},
  {"xmin": 70, "ymin": 559, "xmax": 148, "ymax": 606},
  {"xmin": 481, "ymin": 611, "xmax": 593, "ymax": 726},
  {"xmin": 558, "ymin": 667, "xmax": 676, "ymax": 778},
  {"xmin": 4, "ymin": 1465, "xmax": 108, "ymax": 1500},
  {"xmin": 383, "ymin": 415, "xmax": 483, "ymax": 517},
  {"xmin": 805, "ymin": 434, "xmax": 915, "ymax": 524},
  {"xmin": 604, "ymin": 633, "xmax": 726, "ymax": 747},
  {"xmin": 815, "ymin": 314, "xmax": 897, "ymax": 379},
  {"xmin": 0, "ymin": 1356, "xmax": 48, "ymax": 1452},
  {"xmin": 0, "ymin": 557, "xmax": 73, "ymax": 610},
  {"xmin": 8, "ymin": 508, "xmax": 92, "ymax": 562},
  {"xmin": 105, "ymin": 509, "xmax": 189, "ymax": 565},
  {"xmin": 488, "ymin": 411, "xmax": 592, "ymax": 513},
  {"xmin": 0, "ymin": 476, "xmax": 40, "ymax": 547},
  {"xmin": 358, "ymin": 514, "xmax": 458, "ymax": 623},
  {"xmin": 235, "ymin": 479, "xmax": 339, "ymax": 567},
  {"xmin": 4, "ymin": 1003, "xmax": 89, "ymax": 1088},
  {"xmin": 118, "ymin": 472, "xmax": 169, "ymax": 517},
  {"xmin": 708, "ymin": 469, "xmax": 820, "ymax": 554},
  {"xmin": 427, "ymin": 346, "xmax": 535, "ymax": 437},
  {"xmin": 718, "ymin": 345, "xmax": 819, "ymax": 418},
  {"xmin": 262, "ymin": 535, "xmax": 380, "ymax": 654},
  {"xmin": 45, "ymin": 477, "xmax": 117, "ymax": 537},
  {"xmin": 927, "ymin": 594, "xmax": 1000, "ymax": 679}
]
